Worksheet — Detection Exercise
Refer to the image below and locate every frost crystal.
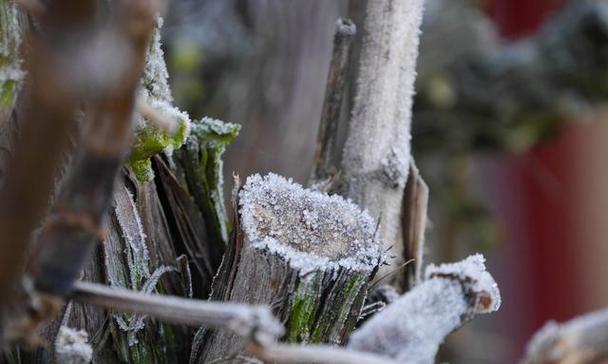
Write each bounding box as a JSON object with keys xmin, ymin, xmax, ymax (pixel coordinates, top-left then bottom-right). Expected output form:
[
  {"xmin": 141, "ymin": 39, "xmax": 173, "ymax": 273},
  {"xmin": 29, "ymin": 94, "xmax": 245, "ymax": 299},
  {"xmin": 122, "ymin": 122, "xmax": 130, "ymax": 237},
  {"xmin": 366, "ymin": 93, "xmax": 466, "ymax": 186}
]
[
  {"xmin": 142, "ymin": 17, "xmax": 172, "ymax": 103},
  {"xmin": 348, "ymin": 254, "xmax": 501, "ymax": 364},
  {"xmin": 239, "ymin": 173, "xmax": 382, "ymax": 274},
  {"xmin": 55, "ymin": 326, "xmax": 93, "ymax": 364}
]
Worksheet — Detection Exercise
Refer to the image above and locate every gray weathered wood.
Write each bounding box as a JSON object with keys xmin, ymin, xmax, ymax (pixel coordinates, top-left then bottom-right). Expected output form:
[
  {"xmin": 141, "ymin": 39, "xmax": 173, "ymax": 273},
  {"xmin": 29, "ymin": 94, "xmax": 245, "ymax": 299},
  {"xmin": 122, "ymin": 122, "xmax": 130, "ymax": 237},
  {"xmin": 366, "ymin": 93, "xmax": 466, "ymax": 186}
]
[
  {"xmin": 400, "ymin": 161, "xmax": 428, "ymax": 290},
  {"xmin": 310, "ymin": 18, "xmax": 356, "ymax": 184}
]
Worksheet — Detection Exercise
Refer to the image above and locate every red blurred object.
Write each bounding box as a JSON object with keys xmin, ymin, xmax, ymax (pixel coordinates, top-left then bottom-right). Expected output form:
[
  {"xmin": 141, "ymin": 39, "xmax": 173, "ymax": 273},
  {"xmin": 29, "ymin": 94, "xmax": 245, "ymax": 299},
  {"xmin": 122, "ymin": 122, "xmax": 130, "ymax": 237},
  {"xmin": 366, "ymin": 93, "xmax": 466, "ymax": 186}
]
[
  {"xmin": 486, "ymin": 0, "xmax": 564, "ymax": 39},
  {"xmin": 483, "ymin": 0, "xmax": 584, "ymax": 360}
]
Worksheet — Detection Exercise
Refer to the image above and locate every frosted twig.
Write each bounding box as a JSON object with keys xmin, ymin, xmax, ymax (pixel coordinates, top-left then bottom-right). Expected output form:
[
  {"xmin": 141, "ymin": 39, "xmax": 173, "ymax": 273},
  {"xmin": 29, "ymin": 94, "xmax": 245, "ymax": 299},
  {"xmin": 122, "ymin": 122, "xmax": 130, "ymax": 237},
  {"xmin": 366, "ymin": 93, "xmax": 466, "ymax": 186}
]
[
  {"xmin": 248, "ymin": 342, "xmax": 405, "ymax": 364},
  {"xmin": 348, "ymin": 254, "xmax": 501, "ymax": 364},
  {"xmin": 137, "ymin": 99, "xmax": 180, "ymax": 135},
  {"xmin": 71, "ymin": 281, "xmax": 284, "ymax": 343},
  {"xmin": 310, "ymin": 18, "xmax": 356, "ymax": 183},
  {"xmin": 520, "ymin": 308, "xmax": 608, "ymax": 364}
]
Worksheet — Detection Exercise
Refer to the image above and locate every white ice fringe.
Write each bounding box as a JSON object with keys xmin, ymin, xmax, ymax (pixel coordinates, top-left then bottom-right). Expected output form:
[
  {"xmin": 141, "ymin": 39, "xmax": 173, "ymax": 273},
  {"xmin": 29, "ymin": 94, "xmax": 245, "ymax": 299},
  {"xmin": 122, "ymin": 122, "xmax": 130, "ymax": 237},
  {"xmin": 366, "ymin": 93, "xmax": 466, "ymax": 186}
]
[
  {"xmin": 55, "ymin": 326, "xmax": 93, "ymax": 364},
  {"xmin": 239, "ymin": 173, "xmax": 383, "ymax": 275}
]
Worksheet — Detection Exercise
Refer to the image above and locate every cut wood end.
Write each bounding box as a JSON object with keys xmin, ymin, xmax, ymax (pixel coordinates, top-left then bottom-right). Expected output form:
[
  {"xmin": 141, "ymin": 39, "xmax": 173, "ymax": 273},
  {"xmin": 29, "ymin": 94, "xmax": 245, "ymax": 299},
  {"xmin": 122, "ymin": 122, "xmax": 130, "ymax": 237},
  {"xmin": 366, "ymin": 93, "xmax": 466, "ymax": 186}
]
[
  {"xmin": 426, "ymin": 253, "xmax": 501, "ymax": 314},
  {"xmin": 239, "ymin": 173, "xmax": 383, "ymax": 273}
]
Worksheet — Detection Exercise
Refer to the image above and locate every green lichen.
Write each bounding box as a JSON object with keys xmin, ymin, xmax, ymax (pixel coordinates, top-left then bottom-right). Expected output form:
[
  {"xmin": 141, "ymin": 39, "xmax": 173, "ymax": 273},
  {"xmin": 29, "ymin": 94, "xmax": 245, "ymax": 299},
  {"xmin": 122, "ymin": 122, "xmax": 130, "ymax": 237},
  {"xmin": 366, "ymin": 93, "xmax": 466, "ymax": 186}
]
[
  {"xmin": 129, "ymin": 102, "xmax": 190, "ymax": 182},
  {"xmin": 180, "ymin": 117, "xmax": 240, "ymax": 246},
  {"xmin": 128, "ymin": 15, "xmax": 191, "ymax": 183},
  {"xmin": 286, "ymin": 291, "xmax": 318, "ymax": 343},
  {"xmin": 284, "ymin": 273, "xmax": 369, "ymax": 345},
  {"xmin": 0, "ymin": 78, "xmax": 17, "ymax": 110},
  {"xmin": 0, "ymin": 0, "xmax": 23, "ymax": 119}
]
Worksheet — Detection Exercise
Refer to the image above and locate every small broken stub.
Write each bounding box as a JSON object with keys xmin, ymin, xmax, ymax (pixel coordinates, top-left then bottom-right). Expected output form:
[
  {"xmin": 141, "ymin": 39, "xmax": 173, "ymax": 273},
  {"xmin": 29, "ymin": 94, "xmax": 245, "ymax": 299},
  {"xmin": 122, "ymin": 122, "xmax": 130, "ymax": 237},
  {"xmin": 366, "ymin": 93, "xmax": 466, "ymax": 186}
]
[
  {"xmin": 425, "ymin": 254, "xmax": 501, "ymax": 316},
  {"xmin": 239, "ymin": 173, "xmax": 383, "ymax": 273}
]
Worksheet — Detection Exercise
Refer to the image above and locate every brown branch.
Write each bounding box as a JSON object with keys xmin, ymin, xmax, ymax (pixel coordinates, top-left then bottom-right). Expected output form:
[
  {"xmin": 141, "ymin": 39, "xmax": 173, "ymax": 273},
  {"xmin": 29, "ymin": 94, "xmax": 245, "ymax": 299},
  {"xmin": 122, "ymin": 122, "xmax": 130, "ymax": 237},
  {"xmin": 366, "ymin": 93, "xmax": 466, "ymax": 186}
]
[
  {"xmin": 29, "ymin": 0, "xmax": 157, "ymax": 297},
  {"xmin": 0, "ymin": 0, "xmax": 96, "ymax": 322},
  {"xmin": 310, "ymin": 18, "xmax": 356, "ymax": 183},
  {"xmin": 248, "ymin": 342, "xmax": 404, "ymax": 364}
]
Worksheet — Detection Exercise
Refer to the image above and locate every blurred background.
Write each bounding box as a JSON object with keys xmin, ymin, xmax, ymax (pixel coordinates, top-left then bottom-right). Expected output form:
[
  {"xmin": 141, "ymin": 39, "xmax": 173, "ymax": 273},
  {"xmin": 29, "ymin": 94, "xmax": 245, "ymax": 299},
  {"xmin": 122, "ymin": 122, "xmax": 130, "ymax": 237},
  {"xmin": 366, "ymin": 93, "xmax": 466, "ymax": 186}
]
[{"xmin": 160, "ymin": 0, "xmax": 608, "ymax": 362}]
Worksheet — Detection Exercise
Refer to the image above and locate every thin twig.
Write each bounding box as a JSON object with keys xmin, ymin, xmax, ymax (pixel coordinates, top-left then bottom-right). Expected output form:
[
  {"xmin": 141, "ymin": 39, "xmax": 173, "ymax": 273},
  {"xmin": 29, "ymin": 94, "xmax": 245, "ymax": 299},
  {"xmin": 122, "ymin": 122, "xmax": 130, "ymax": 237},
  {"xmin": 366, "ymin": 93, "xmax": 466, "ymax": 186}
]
[
  {"xmin": 310, "ymin": 18, "xmax": 356, "ymax": 183},
  {"xmin": 70, "ymin": 281, "xmax": 284, "ymax": 343},
  {"xmin": 137, "ymin": 99, "xmax": 180, "ymax": 135},
  {"xmin": 0, "ymin": 0, "xmax": 96, "ymax": 322},
  {"xmin": 248, "ymin": 342, "xmax": 404, "ymax": 364}
]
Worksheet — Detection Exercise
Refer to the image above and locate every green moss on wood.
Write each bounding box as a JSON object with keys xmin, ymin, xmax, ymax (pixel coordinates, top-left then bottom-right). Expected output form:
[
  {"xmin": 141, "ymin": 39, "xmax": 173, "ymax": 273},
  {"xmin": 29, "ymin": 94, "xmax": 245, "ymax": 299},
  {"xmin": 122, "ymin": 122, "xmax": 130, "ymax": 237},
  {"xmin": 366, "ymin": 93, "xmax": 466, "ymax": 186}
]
[
  {"xmin": 0, "ymin": 0, "xmax": 23, "ymax": 119},
  {"xmin": 311, "ymin": 274, "xmax": 365, "ymax": 343},
  {"xmin": 287, "ymin": 291, "xmax": 318, "ymax": 343},
  {"xmin": 129, "ymin": 106, "xmax": 190, "ymax": 182},
  {"xmin": 180, "ymin": 117, "xmax": 240, "ymax": 247}
]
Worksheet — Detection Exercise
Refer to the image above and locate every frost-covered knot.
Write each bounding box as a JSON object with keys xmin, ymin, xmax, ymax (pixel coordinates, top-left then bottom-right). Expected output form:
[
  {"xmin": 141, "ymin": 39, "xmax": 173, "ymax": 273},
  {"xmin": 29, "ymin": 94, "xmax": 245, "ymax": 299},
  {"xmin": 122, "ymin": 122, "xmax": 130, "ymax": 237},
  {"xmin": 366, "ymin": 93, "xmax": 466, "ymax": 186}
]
[
  {"xmin": 239, "ymin": 173, "xmax": 383, "ymax": 273},
  {"xmin": 381, "ymin": 146, "xmax": 409, "ymax": 188},
  {"xmin": 425, "ymin": 253, "xmax": 501, "ymax": 315}
]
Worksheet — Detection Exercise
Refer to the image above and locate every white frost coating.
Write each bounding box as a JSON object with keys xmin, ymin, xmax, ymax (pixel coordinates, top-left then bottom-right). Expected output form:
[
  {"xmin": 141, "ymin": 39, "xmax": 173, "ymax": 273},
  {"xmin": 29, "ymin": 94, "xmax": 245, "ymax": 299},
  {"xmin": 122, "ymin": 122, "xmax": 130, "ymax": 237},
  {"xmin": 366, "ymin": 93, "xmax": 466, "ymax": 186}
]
[
  {"xmin": 341, "ymin": 0, "xmax": 425, "ymax": 272},
  {"xmin": 425, "ymin": 253, "xmax": 501, "ymax": 313},
  {"xmin": 348, "ymin": 254, "xmax": 501, "ymax": 364},
  {"xmin": 55, "ymin": 326, "xmax": 93, "ymax": 364},
  {"xmin": 118, "ymin": 188, "xmax": 151, "ymax": 287},
  {"xmin": 239, "ymin": 173, "xmax": 383, "ymax": 274},
  {"xmin": 142, "ymin": 16, "xmax": 173, "ymax": 103}
]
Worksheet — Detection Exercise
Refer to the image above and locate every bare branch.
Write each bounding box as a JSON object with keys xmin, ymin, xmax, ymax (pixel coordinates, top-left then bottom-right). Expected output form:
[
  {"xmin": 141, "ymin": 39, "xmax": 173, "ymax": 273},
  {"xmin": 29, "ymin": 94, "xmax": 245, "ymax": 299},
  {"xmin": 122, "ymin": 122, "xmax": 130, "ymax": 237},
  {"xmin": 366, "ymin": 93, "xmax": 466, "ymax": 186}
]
[
  {"xmin": 70, "ymin": 281, "xmax": 284, "ymax": 343},
  {"xmin": 348, "ymin": 254, "xmax": 501, "ymax": 364},
  {"xmin": 30, "ymin": 0, "xmax": 157, "ymax": 297},
  {"xmin": 0, "ymin": 0, "xmax": 96, "ymax": 320},
  {"xmin": 248, "ymin": 342, "xmax": 405, "ymax": 364}
]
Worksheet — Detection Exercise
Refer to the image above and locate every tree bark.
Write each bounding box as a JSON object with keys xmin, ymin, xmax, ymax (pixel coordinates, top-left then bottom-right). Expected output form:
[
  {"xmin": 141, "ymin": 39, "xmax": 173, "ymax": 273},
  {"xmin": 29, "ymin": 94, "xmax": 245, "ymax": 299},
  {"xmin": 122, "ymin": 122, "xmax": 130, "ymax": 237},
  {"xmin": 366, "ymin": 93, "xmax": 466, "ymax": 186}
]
[{"xmin": 339, "ymin": 0, "xmax": 425, "ymax": 275}]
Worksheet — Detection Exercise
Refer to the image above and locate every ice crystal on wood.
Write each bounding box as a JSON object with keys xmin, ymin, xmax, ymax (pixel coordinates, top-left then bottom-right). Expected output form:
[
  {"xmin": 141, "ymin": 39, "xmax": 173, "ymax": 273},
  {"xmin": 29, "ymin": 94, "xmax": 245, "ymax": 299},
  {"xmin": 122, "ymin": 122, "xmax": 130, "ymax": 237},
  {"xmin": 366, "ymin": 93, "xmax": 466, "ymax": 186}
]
[
  {"xmin": 55, "ymin": 326, "xmax": 93, "ymax": 364},
  {"xmin": 239, "ymin": 173, "xmax": 383, "ymax": 274}
]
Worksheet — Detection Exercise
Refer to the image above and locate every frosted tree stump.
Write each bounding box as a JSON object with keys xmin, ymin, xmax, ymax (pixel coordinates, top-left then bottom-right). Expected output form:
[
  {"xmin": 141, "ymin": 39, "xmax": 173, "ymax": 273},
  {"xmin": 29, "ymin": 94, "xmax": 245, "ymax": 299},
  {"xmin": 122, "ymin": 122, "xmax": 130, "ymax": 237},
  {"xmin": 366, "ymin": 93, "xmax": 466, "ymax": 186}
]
[{"xmin": 193, "ymin": 173, "xmax": 382, "ymax": 363}]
